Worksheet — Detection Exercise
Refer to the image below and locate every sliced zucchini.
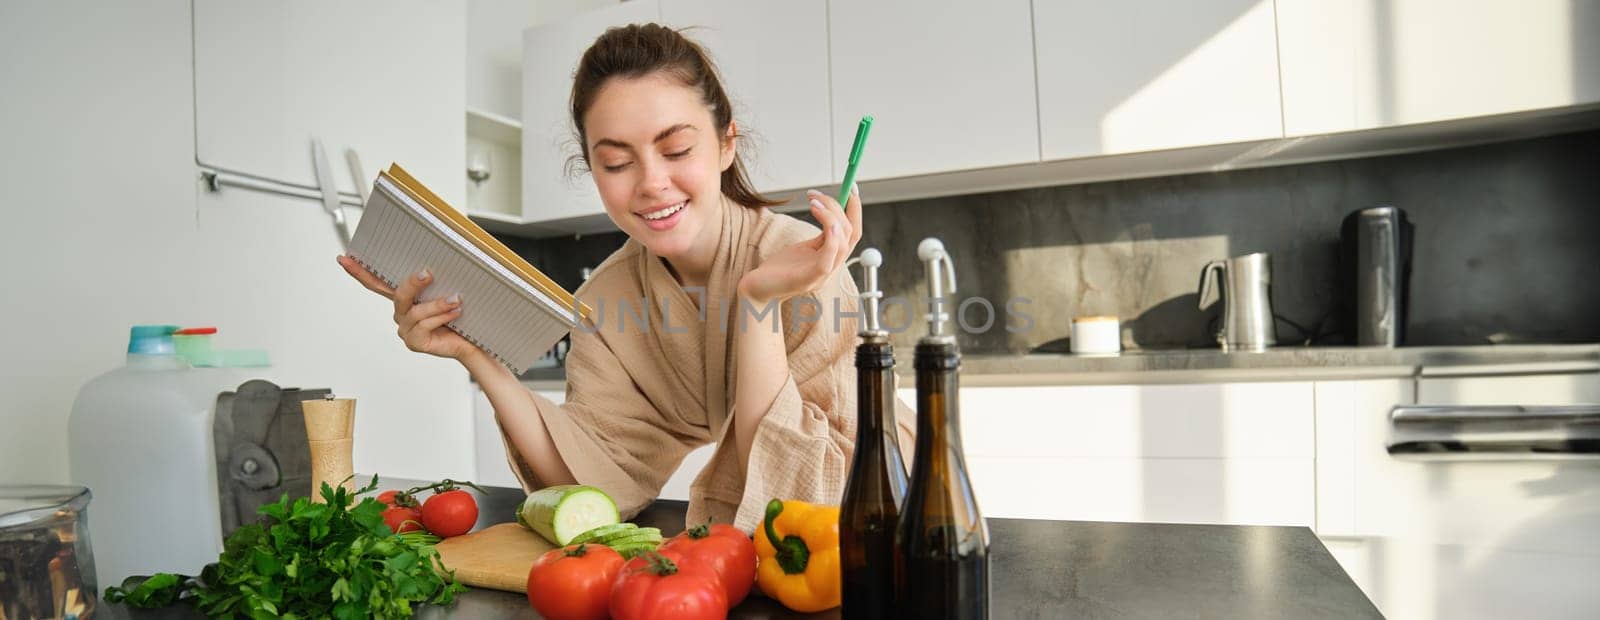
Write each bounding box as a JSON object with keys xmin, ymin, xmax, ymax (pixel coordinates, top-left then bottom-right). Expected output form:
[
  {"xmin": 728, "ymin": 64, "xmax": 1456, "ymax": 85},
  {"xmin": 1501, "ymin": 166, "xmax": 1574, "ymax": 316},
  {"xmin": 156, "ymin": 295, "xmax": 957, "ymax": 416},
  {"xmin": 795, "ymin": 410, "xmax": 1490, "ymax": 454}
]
[
  {"xmin": 516, "ymin": 485, "xmax": 620, "ymax": 545},
  {"xmin": 569, "ymin": 523, "xmax": 637, "ymax": 546},
  {"xmin": 600, "ymin": 527, "xmax": 661, "ymax": 545}
]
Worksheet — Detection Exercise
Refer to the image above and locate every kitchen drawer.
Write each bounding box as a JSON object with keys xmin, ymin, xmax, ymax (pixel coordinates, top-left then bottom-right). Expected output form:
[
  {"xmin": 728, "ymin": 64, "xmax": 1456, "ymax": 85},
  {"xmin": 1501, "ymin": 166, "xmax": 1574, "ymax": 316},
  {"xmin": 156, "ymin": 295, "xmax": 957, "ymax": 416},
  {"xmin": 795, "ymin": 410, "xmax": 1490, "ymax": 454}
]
[
  {"xmin": 1313, "ymin": 375, "xmax": 1600, "ymax": 619},
  {"xmin": 893, "ymin": 382, "xmax": 1316, "ymax": 526},
  {"xmin": 967, "ymin": 455, "xmax": 1313, "ymax": 526},
  {"xmin": 1417, "ymin": 371, "xmax": 1600, "ymax": 405},
  {"xmin": 916, "ymin": 383, "xmax": 1314, "ymax": 460}
]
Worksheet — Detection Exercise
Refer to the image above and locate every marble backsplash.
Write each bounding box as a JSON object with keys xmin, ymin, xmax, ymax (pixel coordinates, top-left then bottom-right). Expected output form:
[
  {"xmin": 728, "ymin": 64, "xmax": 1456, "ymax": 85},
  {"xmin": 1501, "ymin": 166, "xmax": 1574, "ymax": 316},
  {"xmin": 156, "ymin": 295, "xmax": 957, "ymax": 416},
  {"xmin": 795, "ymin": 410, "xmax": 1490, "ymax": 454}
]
[{"xmin": 504, "ymin": 129, "xmax": 1600, "ymax": 355}]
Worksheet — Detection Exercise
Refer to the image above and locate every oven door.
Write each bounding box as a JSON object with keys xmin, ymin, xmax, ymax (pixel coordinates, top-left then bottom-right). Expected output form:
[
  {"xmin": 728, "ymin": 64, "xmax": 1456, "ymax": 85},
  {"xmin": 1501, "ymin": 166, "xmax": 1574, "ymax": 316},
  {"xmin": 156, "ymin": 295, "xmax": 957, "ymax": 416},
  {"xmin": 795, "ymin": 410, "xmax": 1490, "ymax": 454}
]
[{"xmin": 1316, "ymin": 369, "xmax": 1600, "ymax": 620}]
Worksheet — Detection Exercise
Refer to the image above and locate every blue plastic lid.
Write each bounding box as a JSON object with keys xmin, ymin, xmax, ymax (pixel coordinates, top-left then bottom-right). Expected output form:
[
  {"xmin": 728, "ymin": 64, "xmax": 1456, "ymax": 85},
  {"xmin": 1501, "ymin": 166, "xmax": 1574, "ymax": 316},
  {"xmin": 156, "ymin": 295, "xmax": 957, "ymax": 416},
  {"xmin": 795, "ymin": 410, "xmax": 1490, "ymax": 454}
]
[{"xmin": 127, "ymin": 325, "xmax": 180, "ymax": 355}]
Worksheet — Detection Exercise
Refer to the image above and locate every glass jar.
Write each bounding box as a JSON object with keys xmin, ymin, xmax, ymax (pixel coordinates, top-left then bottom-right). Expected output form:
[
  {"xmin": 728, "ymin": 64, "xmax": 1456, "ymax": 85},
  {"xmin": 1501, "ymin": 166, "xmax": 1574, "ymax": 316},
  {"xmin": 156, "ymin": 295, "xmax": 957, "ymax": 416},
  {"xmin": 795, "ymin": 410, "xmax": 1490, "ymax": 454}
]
[{"xmin": 0, "ymin": 485, "xmax": 96, "ymax": 619}]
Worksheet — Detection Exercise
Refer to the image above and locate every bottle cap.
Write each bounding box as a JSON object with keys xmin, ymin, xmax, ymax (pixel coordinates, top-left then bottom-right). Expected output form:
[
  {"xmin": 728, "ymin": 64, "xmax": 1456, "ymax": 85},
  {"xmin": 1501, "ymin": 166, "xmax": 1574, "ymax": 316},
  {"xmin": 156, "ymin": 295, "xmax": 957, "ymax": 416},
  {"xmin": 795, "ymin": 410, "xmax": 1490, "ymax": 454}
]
[
  {"xmin": 845, "ymin": 248, "xmax": 886, "ymax": 337},
  {"xmin": 127, "ymin": 325, "xmax": 180, "ymax": 355},
  {"xmin": 918, "ymin": 238, "xmax": 957, "ymax": 340}
]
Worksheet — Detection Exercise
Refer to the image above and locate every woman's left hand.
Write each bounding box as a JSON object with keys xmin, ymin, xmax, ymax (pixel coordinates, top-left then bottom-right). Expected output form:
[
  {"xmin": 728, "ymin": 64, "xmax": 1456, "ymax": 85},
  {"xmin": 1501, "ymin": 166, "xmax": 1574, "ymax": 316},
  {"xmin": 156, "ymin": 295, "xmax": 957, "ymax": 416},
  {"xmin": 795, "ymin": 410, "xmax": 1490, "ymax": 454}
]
[{"xmin": 738, "ymin": 186, "xmax": 862, "ymax": 305}]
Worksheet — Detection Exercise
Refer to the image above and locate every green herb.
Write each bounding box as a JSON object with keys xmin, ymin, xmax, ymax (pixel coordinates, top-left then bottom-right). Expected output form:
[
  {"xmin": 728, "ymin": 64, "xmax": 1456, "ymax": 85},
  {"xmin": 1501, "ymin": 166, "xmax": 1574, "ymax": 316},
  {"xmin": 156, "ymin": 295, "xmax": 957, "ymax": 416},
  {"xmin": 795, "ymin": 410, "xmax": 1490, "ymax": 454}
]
[
  {"xmin": 104, "ymin": 476, "xmax": 466, "ymax": 618},
  {"xmin": 104, "ymin": 572, "xmax": 184, "ymax": 607}
]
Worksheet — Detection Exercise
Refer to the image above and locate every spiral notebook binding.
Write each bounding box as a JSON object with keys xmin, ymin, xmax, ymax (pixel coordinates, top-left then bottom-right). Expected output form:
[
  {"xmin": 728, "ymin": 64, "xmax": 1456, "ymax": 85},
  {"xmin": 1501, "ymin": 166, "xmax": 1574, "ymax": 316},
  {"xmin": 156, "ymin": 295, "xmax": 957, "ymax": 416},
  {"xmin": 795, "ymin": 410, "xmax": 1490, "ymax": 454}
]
[
  {"xmin": 348, "ymin": 164, "xmax": 583, "ymax": 375},
  {"xmin": 349, "ymin": 253, "xmax": 522, "ymax": 373}
]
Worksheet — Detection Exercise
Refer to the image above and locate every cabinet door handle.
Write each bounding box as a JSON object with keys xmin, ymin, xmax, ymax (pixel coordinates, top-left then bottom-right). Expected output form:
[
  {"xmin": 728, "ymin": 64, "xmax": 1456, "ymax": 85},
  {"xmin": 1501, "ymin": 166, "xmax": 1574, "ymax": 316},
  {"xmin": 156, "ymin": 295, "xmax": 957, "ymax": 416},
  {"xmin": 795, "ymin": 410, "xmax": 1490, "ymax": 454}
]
[{"xmin": 1388, "ymin": 405, "xmax": 1600, "ymax": 459}]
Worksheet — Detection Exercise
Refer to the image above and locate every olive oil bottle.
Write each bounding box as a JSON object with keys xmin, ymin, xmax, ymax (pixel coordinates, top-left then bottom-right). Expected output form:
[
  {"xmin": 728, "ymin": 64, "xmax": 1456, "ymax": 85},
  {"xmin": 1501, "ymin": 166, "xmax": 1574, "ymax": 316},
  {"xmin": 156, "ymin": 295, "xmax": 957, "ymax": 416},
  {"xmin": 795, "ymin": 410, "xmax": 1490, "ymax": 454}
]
[
  {"xmin": 896, "ymin": 238, "xmax": 989, "ymax": 619},
  {"xmin": 840, "ymin": 249, "xmax": 910, "ymax": 620}
]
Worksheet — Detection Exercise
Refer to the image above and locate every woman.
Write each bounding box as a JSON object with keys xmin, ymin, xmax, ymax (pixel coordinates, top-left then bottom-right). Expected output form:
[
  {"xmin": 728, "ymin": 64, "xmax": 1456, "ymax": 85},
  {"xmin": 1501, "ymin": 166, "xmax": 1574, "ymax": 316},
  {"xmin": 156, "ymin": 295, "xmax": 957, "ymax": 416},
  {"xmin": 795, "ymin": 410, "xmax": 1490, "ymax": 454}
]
[{"xmin": 339, "ymin": 23, "xmax": 913, "ymax": 532}]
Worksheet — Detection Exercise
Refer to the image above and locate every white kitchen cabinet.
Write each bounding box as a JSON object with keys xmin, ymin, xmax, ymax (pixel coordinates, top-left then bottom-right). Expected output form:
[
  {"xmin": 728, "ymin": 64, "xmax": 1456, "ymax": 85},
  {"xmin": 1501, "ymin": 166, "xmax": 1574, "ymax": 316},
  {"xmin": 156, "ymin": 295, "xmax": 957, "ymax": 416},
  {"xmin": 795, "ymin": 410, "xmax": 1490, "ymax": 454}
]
[
  {"xmin": 193, "ymin": 1, "xmax": 466, "ymax": 201},
  {"xmin": 522, "ymin": 0, "xmax": 661, "ymax": 225},
  {"xmin": 1313, "ymin": 373, "xmax": 1600, "ymax": 620},
  {"xmin": 904, "ymin": 382, "xmax": 1316, "ymax": 526},
  {"xmin": 828, "ymin": 0, "xmax": 1040, "ymax": 180},
  {"xmin": 1032, "ymin": 0, "xmax": 1283, "ymax": 159},
  {"xmin": 472, "ymin": 385, "xmax": 714, "ymax": 501},
  {"xmin": 660, "ymin": 0, "xmax": 832, "ymax": 195},
  {"xmin": 1416, "ymin": 367, "xmax": 1600, "ymax": 405},
  {"xmin": 1276, "ymin": 0, "xmax": 1600, "ymax": 137}
]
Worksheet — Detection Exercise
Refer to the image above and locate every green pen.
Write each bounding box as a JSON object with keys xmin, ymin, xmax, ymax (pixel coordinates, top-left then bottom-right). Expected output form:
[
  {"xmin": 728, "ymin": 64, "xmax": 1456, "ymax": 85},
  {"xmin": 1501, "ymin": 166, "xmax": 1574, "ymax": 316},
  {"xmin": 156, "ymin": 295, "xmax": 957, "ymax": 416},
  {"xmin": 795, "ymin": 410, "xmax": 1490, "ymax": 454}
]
[{"xmin": 836, "ymin": 115, "xmax": 874, "ymax": 207}]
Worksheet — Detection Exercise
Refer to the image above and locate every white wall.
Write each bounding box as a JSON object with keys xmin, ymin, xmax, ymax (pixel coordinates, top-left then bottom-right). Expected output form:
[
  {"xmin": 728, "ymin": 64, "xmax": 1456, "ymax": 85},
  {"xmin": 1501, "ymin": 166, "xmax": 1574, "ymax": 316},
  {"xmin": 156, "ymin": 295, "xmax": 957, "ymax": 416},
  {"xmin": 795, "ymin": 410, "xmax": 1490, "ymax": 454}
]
[
  {"xmin": 1, "ymin": 1, "xmax": 200, "ymax": 484},
  {"xmin": 0, "ymin": 1, "xmax": 475, "ymax": 486}
]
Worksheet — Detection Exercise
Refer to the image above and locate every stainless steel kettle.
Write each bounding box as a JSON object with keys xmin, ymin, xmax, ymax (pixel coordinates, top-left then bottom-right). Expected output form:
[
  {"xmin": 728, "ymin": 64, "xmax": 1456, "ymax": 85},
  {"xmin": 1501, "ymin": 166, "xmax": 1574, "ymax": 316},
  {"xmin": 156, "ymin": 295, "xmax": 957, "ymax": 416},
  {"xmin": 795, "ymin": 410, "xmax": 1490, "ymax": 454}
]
[{"xmin": 1198, "ymin": 252, "xmax": 1277, "ymax": 351}]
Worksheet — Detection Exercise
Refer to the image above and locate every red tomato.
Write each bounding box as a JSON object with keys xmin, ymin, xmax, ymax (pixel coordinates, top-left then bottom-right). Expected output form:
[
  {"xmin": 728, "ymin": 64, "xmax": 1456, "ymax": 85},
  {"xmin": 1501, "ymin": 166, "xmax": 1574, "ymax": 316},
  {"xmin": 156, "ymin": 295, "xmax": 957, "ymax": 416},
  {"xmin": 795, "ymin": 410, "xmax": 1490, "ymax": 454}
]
[
  {"xmin": 421, "ymin": 489, "xmax": 478, "ymax": 537},
  {"xmin": 525, "ymin": 543, "xmax": 624, "ymax": 620},
  {"xmin": 377, "ymin": 490, "xmax": 401, "ymax": 507},
  {"xmin": 660, "ymin": 523, "xmax": 757, "ymax": 607},
  {"xmin": 382, "ymin": 505, "xmax": 425, "ymax": 534},
  {"xmin": 610, "ymin": 549, "xmax": 728, "ymax": 620}
]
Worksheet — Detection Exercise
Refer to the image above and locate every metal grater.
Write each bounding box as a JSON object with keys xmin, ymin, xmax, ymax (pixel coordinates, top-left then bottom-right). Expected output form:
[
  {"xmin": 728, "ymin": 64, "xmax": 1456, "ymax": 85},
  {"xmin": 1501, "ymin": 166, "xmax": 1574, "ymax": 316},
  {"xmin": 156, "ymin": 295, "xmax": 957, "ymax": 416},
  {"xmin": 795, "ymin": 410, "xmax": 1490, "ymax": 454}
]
[{"xmin": 211, "ymin": 380, "xmax": 331, "ymax": 536}]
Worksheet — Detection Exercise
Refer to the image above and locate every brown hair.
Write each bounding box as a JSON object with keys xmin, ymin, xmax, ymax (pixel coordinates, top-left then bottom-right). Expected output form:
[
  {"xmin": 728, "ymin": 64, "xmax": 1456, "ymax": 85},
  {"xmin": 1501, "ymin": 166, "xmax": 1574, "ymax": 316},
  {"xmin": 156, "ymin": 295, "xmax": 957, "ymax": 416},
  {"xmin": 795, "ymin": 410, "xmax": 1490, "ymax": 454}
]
[{"xmin": 568, "ymin": 23, "xmax": 781, "ymax": 209}]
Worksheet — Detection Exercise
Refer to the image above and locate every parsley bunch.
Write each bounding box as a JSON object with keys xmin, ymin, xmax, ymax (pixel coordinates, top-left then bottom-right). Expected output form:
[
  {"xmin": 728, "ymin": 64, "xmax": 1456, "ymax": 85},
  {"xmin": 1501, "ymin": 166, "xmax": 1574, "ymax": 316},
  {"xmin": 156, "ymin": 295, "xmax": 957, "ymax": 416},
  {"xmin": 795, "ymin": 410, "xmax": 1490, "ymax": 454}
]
[{"xmin": 106, "ymin": 476, "xmax": 467, "ymax": 619}]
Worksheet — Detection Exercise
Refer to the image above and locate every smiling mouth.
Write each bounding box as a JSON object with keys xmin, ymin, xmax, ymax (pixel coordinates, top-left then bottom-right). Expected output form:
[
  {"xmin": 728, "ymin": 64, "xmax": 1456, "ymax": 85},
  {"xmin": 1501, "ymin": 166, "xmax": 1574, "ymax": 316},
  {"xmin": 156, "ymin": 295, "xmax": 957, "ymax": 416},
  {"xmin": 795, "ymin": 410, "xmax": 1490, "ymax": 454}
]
[{"xmin": 638, "ymin": 201, "xmax": 686, "ymax": 221}]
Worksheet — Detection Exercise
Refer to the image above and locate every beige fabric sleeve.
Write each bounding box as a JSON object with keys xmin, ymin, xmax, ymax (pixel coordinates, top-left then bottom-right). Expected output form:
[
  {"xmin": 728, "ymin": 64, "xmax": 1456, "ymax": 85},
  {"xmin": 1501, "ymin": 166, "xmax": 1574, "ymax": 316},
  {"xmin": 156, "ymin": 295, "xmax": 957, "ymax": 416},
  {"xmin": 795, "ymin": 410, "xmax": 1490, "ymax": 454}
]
[
  {"xmin": 725, "ymin": 268, "xmax": 866, "ymax": 530},
  {"xmin": 730, "ymin": 371, "xmax": 854, "ymax": 531}
]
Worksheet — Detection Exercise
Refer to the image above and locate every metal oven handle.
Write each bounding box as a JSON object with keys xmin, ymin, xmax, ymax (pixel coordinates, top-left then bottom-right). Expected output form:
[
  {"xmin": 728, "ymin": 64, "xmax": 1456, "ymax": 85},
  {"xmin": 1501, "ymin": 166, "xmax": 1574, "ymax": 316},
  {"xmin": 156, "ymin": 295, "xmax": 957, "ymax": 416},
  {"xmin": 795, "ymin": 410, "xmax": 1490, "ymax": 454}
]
[{"xmin": 1387, "ymin": 405, "xmax": 1600, "ymax": 459}]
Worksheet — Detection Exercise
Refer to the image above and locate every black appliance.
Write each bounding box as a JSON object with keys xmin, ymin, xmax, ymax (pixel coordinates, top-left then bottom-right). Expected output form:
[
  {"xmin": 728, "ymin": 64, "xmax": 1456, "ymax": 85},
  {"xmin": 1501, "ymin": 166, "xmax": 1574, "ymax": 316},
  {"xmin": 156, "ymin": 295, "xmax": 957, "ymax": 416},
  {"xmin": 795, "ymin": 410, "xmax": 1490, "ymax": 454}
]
[{"xmin": 1341, "ymin": 205, "xmax": 1414, "ymax": 346}]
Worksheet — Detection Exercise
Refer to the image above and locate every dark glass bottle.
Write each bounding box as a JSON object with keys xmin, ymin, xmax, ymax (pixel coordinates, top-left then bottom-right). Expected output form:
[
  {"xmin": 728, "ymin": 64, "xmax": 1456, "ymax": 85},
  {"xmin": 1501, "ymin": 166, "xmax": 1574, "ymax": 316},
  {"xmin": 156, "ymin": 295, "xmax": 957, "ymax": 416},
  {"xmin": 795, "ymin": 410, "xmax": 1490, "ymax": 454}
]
[
  {"xmin": 896, "ymin": 239, "xmax": 988, "ymax": 619},
  {"xmin": 840, "ymin": 249, "xmax": 910, "ymax": 620}
]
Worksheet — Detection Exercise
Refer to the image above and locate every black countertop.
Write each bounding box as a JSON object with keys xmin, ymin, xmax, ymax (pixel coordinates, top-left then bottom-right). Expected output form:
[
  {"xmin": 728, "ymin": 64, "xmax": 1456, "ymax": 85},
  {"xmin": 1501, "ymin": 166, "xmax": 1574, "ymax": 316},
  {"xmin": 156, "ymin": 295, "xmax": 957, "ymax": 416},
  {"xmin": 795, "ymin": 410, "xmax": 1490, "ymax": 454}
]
[{"xmin": 104, "ymin": 484, "xmax": 1380, "ymax": 619}]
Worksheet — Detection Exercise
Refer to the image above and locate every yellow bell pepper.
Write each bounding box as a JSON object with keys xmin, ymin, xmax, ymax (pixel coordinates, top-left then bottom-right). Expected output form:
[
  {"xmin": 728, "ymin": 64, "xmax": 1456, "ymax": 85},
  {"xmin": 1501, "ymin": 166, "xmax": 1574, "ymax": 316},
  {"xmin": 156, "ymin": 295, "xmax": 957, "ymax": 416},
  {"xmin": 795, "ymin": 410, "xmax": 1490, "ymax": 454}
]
[{"xmin": 754, "ymin": 499, "xmax": 841, "ymax": 612}]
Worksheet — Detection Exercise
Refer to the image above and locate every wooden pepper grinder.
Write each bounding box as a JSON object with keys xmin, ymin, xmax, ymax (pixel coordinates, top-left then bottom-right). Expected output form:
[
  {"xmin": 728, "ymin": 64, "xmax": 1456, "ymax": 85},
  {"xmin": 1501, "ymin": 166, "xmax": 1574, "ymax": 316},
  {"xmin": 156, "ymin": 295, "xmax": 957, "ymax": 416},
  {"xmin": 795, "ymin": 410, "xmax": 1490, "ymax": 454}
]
[{"xmin": 302, "ymin": 396, "xmax": 356, "ymax": 502}]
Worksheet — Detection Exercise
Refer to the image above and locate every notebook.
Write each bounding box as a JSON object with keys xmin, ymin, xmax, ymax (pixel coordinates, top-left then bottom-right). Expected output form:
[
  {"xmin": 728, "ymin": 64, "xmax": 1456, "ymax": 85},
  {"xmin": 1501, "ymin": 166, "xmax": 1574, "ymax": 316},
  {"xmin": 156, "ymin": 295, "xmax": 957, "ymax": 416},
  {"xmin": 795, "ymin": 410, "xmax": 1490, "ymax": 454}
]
[{"xmin": 349, "ymin": 164, "xmax": 591, "ymax": 374}]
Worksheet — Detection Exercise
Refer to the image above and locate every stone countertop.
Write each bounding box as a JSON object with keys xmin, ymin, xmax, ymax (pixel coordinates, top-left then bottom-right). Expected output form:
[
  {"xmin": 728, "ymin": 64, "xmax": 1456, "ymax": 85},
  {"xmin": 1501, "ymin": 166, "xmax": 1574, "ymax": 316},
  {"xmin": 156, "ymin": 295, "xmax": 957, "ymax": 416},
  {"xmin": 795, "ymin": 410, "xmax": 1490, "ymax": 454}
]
[
  {"xmin": 951, "ymin": 343, "xmax": 1600, "ymax": 386},
  {"xmin": 514, "ymin": 343, "xmax": 1600, "ymax": 389},
  {"xmin": 422, "ymin": 486, "xmax": 1382, "ymax": 619},
  {"xmin": 101, "ymin": 483, "xmax": 1381, "ymax": 619}
]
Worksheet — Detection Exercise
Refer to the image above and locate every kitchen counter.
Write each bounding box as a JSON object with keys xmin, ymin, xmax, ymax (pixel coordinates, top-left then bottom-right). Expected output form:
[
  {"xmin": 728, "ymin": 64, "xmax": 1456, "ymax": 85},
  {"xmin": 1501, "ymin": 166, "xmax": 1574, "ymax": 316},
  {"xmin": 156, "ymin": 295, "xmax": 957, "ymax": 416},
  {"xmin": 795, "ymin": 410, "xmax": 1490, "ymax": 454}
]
[
  {"xmin": 103, "ymin": 484, "xmax": 1380, "ymax": 618},
  {"xmin": 954, "ymin": 342, "xmax": 1600, "ymax": 386},
  {"xmin": 433, "ymin": 486, "xmax": 1383, "ymax": 619},
  {"xmin": 516, "ymin": 343, "xmax": 1600, "ymax": 389}
]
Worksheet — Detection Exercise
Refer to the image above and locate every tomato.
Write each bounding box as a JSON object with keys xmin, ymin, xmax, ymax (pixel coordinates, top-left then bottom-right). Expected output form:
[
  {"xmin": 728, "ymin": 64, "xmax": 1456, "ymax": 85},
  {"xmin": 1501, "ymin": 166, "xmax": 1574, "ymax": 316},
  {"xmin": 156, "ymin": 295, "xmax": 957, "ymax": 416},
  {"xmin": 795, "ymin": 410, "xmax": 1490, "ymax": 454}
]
[
  {"xmin": 660, "ymin": 523, "xmax": 756, "ymax": 607},
  {"xmin": 377, "ymin": 490, "xmax": 402, "ymax": 506},
  {"xmin": 382, "ymin": 505, "xmax": 425, "ymax": 534},
  {"xmin": 525, "ymin": 543, "xmax": 624, "ymax": 620},
  {"xmin": 610, "ymin": 549, "xmax": 728, "ymax": 620},
  {"xmin": 421, "ymin": 489, "xmax": 478, "ymax": 537}
]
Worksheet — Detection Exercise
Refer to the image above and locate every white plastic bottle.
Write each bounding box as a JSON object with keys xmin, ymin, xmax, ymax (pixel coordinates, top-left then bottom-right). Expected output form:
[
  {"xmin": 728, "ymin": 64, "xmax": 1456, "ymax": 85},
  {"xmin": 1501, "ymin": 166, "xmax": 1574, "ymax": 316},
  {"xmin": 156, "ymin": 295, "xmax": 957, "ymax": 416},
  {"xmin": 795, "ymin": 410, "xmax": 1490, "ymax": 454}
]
[{"xmin": 67, "ymin": 326, "xmax": 247, "ymax": 587}]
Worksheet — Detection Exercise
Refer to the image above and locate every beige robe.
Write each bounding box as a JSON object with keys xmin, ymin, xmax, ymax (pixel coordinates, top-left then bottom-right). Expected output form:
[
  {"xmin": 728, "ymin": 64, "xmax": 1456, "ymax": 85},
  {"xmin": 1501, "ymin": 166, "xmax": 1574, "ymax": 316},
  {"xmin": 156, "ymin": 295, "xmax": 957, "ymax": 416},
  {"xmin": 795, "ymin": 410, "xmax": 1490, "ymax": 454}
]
[{"xmin": 504, "ymin": 204, "xmax": 916, "ymax": 532}]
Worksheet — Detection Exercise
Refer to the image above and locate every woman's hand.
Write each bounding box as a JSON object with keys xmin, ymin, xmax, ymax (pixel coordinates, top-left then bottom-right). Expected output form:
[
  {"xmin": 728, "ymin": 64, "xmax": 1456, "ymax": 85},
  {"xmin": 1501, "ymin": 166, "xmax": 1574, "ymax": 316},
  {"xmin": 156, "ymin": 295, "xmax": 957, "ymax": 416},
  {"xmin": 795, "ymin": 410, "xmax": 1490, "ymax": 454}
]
[
  {"xmin": 336, "ymin": 255, "xmax": 483, "ymax": 361},
  {"xmin": 738, "ymin": 186, "xmax": 863, "ymax": 305}
]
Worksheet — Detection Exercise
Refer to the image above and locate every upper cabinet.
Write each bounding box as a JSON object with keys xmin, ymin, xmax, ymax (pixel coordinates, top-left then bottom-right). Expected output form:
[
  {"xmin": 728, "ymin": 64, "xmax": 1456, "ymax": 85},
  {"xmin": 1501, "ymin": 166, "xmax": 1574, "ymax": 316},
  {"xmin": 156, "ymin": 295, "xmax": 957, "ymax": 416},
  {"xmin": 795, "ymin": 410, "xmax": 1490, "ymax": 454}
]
[
  {"xmin": 510, "ymin": 0, "xmax": 1600, "ymax": 232},
  {"xmin": 1033, "ymin": 0, "xmax": 1284, "ymax": 159},
  {"xmin": 660, "ymin": 0, "xmax": 832, "ymax": 195},
  {"xmin": 828, "ymin": 0, "xmax": 1040, "ymax": 181},
  {"xmin": 1277, "ymin": 0, "xmax": 1600, "ymax": 136},
  {"xmin": 193, "ymin": 1, "xmax": 466, "ymax": 203},
  {"xmin": 522, "ymin": 0, "xmax": 661, "ymax": 225}
]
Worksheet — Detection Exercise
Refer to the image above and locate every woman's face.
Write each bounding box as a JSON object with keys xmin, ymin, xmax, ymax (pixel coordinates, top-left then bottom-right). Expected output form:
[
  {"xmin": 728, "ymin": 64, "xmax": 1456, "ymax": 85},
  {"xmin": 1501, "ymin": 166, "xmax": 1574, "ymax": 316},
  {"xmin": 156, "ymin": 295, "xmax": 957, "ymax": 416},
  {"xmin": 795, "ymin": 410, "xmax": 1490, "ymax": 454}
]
[{"xmin": 583, "ymin": 72, "xmax": 735, "ymax": 260}]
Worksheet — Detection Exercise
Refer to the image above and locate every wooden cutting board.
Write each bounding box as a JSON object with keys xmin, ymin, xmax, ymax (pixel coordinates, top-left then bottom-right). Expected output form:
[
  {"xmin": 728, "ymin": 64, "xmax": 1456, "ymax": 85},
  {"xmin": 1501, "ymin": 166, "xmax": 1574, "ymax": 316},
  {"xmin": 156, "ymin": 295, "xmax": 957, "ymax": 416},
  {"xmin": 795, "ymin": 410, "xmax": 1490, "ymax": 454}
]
[{"xmin": 434, "ymin": 523, "xmax": 557, "ymax": 593}]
